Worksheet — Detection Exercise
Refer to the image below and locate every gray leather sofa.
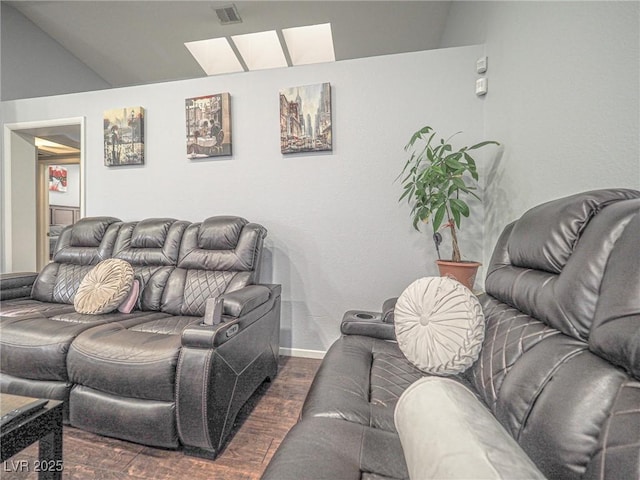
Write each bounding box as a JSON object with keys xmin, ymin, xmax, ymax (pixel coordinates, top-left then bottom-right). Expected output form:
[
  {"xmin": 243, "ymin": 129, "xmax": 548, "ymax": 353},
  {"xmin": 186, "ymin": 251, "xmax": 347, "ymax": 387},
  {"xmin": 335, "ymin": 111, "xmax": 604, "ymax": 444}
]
[
  {"xmin": 262, "ymin": 189, "xmax": 640, "ymax": 480},
  {"xmin": 0, "ymin": 215, "xmax": 280, "ymax": 459}
]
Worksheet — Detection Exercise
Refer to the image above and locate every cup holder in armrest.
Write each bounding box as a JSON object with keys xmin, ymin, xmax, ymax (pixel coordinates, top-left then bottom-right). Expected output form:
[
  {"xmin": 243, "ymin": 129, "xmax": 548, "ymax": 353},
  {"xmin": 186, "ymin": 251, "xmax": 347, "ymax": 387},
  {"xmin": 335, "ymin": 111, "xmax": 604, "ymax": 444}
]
[
  {"xmin": 342, "ymin": 310, "xmax": 382, "ymax": 324},
  {"xmin": 341, "ymin": 309, "xmax": 394, "ymax": 340}
]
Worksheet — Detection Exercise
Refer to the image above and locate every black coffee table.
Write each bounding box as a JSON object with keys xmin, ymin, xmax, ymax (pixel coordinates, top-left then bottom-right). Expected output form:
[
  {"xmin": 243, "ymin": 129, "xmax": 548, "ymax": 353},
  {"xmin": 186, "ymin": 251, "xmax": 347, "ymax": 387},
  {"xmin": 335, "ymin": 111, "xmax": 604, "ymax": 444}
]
[{"xmin": 1, "ymin": 394, "xmax": 63, "ymax": 480}]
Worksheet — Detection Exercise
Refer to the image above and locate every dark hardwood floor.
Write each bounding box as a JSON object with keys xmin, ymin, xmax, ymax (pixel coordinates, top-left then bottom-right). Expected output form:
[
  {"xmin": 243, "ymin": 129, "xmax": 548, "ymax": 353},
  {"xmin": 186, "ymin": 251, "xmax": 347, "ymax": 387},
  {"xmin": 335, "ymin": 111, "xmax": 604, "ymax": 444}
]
[{"xmin": 2, "ymin": 356, "xmax": 321, "ymax": 480}]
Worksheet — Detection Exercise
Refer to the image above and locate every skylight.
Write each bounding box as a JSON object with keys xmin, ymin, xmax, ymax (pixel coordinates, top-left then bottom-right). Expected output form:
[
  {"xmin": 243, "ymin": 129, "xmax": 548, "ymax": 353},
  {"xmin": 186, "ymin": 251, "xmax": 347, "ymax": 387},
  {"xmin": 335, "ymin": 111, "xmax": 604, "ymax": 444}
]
[
  {"xmin": 185, "ymin": 23, "xmax": 335, "ymax": 76},
  {"xmin": 231, "ymin": 30, "xmax": 288, "ymax": 71},
  {"xmin": 184, "ymin": 37, "xmax": 244, "ymax": 75},
  {"xmin": 282, "ymin": 23, "xmax": 335, "ymax": 66}
]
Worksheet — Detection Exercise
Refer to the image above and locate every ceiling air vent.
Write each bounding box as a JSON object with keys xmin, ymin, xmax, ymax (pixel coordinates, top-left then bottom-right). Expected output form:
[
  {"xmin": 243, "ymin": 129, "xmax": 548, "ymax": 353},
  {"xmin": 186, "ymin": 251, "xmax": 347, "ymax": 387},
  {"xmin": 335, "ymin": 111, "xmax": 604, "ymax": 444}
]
[{"xmin": 214, "ymin": 4, "xmax": 242, "ymax": 25}]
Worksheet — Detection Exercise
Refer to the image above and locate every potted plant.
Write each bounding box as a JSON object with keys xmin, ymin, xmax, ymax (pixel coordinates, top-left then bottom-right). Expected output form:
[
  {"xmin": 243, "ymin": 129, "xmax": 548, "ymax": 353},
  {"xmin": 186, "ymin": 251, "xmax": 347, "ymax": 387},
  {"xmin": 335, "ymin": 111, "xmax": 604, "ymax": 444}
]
[{"xmin": 398, "ymin": 125, "xmax": 499, "ymax": 290}]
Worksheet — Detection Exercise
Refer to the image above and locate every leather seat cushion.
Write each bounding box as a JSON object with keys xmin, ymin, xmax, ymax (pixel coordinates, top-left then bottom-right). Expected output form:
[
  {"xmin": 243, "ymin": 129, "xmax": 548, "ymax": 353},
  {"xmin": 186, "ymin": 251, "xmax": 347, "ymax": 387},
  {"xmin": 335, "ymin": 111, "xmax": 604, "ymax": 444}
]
[
  {"xmin": 74, "ymin": 259, "xmax": 135, "ymax": 314},
  {"xmin": 302, "ymin": 335, "xmax": 425, "ymax": 431},
  {"xmin": 394, "ymin": 277, "xmax": 485, "ymax": 375},
  {"xmin": 67, "ymin": 314, "xmax": 198, "ymax": 402},
  {"xmin": 261, "ymin": 417, "xmax": 408, "ymax": 480},
  {"xmin": 0, "ymin": 313, "xmax": 121, "ymax": 381},
  {"xmin": 0, "ymin": 299, "xmax": 75, "ymax": 318}
]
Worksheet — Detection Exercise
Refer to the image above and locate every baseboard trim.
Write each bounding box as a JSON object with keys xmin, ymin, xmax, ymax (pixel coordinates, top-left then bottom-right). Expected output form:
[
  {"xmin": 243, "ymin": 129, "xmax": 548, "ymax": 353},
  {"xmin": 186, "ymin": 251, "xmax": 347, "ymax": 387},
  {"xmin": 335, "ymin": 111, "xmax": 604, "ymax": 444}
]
[{"xmin": 279, "ymin": 347, "xmax": 326, "ymax": 359}]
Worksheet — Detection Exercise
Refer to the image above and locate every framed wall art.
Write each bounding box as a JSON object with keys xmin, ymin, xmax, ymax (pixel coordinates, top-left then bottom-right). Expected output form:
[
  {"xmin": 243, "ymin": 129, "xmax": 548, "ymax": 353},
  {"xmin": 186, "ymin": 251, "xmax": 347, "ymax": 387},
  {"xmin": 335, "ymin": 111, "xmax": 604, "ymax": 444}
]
[
  {"xmin": 104, "ymin": 106, "xmax": 145, "ymax": 166},
  {"xmin": 280, "ymin": 82, "xmax": 332, "ymax": 154},
  {"xmin": 48, "ymin": 165, "xmax": 67, "ymax": 192},
  {"xmin": 186, "ymin": 93, "xmax": 232, "ymax": 158}
]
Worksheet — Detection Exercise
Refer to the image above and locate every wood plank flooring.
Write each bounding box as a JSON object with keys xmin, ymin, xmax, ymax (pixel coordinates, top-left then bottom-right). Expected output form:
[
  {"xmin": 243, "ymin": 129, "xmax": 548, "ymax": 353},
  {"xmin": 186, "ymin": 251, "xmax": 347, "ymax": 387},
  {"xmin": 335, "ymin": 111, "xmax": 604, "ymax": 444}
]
[{"xmin": 2, "ymin": 356, "xmax": 321, "ymax": 480}]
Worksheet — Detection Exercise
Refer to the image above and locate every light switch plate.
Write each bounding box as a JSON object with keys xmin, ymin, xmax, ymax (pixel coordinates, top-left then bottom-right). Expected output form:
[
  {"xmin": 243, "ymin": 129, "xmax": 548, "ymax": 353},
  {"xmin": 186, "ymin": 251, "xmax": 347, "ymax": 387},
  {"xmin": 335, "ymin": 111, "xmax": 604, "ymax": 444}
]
[
  {"xmin": 476, "ymin": 56, "xmax": 488, "ymax": 73},
  {"xmin": 476, "ymin": 77, "xmax": 488, "ymax": 96}
]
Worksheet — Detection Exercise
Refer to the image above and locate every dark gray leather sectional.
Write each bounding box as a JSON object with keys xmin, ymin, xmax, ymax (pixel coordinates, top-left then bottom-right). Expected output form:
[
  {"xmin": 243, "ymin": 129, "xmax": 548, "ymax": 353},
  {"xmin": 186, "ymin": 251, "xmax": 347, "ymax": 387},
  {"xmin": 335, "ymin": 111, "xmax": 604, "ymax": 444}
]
[
  {"xmin": 262, "ymin": 189, "xmax": 640, "ymax": 480},
  {"xmin": 0, "ymin": 215, "xmax": 280, "ymax": 459}
]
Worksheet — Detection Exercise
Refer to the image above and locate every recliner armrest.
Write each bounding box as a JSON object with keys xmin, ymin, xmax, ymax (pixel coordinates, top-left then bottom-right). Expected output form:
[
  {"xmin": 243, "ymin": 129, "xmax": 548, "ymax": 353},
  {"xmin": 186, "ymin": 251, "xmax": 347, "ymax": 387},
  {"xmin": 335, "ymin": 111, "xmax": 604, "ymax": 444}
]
[
  {"xmin": 340, "ymin": 309, "xmax": 396, "ymax": 341},
  {"xmin": 0, "ymin": 272, "xmax": 38, "ymax": 300},
  {"xmin": 181, "ymin": 284, "xmax": 278, "ymax": 348},
  {"xmin": 219, "ymin": 284, "xmax": 271, "ymax": 317},
  {"xmin": 176, "ymin": 283, "xmax": 281, "ymax": 458},
  {"xmin": 381, "ymin": 297, "xmax": 398, "ymax": 323}
]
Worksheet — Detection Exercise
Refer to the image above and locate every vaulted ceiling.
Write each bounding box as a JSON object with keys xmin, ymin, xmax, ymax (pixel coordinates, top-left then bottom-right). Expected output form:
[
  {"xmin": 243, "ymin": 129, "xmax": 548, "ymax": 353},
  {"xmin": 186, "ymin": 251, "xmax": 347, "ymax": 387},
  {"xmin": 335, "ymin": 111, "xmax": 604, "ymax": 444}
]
[{"xmin": 7, "ymin": 1, "xmax": 453, "ymax": 89}]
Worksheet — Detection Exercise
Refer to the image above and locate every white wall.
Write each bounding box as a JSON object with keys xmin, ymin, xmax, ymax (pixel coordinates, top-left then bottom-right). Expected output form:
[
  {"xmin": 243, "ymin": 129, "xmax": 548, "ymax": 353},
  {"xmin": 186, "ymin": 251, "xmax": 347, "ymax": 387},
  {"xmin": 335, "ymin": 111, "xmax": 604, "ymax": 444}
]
[
  {"xmin": 49, "ymin": 163, "xmax": 80, "ymax": 207},
  {"xmin": 1, "ymin": 47, "xmax": 485, "ymax": 352},
  {"xmin": 1, "ymin": 3, "xmax": 111, "ymax": 101},
  {"xmin": 442, "ymin": 1, "xmax": 640, "ymax": 265},
  {"xmin": 10, "ymin": 132, "xmax": 37, "ymax": 272}
]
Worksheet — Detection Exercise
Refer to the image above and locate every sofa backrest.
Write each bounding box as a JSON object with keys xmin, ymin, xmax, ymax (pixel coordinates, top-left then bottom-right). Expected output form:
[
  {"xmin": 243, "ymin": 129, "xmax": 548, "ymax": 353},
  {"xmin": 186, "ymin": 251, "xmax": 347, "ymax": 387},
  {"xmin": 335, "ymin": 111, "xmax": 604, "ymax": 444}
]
[
  {"xmin": 32, "ymin": 217, "xmax": 122, "ymax": 304},
  {"xmin": 470, "ymin": 189, "xmax": 640, "ymax": 480},
  {"xmin": 160, "ymin": 216, "xmax": 267, "ymax": 317},
  {"xmin": 112, "ymin": 218, "xmax": 190, "ymax": 311}
]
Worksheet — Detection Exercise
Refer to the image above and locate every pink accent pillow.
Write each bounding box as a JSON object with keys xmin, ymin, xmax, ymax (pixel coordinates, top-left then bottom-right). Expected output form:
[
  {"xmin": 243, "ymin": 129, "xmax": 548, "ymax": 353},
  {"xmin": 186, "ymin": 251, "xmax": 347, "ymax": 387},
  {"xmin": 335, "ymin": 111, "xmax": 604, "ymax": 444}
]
[{"xmin": 118, "ymin": 279, "xmax": 140, "ymax": 313}]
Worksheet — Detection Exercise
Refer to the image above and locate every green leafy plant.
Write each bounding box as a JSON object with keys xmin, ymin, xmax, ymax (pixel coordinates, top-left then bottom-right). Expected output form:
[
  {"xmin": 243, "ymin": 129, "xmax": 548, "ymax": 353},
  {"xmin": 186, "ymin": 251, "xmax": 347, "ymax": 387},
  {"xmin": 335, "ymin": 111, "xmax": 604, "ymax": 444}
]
[{"xmin": 398, "ymin": 125, "xmax": 499, "ymax": 263}]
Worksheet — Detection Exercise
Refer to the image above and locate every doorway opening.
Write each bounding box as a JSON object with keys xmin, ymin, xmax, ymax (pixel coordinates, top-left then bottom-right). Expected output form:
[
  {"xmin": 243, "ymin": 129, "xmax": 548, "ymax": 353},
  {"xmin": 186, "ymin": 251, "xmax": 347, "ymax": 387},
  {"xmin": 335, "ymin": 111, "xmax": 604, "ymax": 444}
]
[{"xmin": 2, "ymin": 118, "xmax": 85, "ymax": 273}]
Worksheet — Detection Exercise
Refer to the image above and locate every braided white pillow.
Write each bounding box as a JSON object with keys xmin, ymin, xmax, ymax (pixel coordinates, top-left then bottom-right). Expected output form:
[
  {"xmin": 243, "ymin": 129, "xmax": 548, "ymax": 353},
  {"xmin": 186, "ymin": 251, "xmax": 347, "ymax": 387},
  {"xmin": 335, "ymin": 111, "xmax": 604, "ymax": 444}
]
[{"xmin": 394, "ymin": 277, "xmax": 484, "ymax": 375}]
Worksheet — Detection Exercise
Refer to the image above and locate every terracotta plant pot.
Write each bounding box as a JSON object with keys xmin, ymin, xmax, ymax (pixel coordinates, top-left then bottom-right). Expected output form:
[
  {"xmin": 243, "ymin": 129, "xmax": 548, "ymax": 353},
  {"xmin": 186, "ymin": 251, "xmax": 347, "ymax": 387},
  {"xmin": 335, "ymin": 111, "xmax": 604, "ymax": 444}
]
[{"xmin": 436, "ymin": 260, "xmax": 481, "ymax": 291}]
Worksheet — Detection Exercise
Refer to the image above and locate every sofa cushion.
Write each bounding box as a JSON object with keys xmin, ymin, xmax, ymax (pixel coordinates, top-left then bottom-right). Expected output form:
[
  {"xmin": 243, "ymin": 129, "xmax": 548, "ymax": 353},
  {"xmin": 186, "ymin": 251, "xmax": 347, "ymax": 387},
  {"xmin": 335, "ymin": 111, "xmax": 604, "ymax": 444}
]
[
  {"xmin": 0, "ymin": 312, "xmax": 135, "ymax": 381},
  {"xmin": 301, "ymin": 335, "xmax": 425, "ymax": 431},
  {"xmin": 395, "ymin": 377, "xmax": 546, "ymax": 480},
  {"xmin": 52, "ymin": 217, "xmax": 122, "ymax": 266},
  {"xmin": 0, "ymin": 299, "xmax": 75, "ymax": 318},
  {"xmin": 74, "ymin": 259, "xmax": 135, "ymax": 314},
  {"xmin": 485, "ymin": 189, "xmax": 640, "ymax": 342},
  {"xmin": 197, "ymin": 216, "xmax": 248, "ymax": 250},
  {"xmin": 394, "ymin": 277, "xmax": 484, "ymax": 376},
  {"xmin": 262, "ymin": 417, "xmax": 409, "ymax": 480},
  {"xmin": 67, "ymin": 313, "xmax": 198, "ymax": 402},
  {"xmin": 160, "ymin": 218, "xmax": 267, "ymax": 317},
  {"xmin": 507, "ymin": 189, "xmax": 639, "ymax": 274}
]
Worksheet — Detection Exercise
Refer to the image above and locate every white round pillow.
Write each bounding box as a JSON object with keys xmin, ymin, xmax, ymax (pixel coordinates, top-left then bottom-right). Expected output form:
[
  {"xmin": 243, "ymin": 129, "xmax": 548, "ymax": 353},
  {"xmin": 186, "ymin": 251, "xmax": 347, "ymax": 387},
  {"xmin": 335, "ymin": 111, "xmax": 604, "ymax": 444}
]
[{"xmin": 394, "ymin": 277, "xmax": 484, "ymax": 375}]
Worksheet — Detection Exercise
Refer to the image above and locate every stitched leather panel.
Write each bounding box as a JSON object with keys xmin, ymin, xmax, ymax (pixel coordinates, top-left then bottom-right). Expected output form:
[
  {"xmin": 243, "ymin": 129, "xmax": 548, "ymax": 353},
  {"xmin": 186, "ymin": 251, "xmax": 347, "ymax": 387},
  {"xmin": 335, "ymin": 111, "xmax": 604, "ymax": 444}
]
[
  {"xmin": 583, "ymin": 381, "xmax": 640, "ymax": 480},
  {"xmin": 113, "ymin": 220, "xmax": 188, "ymax": 266},
  {"xmin": 370, "ymin": 352, "xmax": 424, "ymax": 431},
  {"xmin": 181, "ymin": 270, "xmax": 237, "ymax": 316},
  {"xmin": 370, "ymin": 352, "xmax": 423, "ymax": 406},
  {"xmin": 494, "ymin": 334, "xmax": 588, "ymax": 440},
  {"xmin": 50, "ymin": 310, "xmax": 157, "ymax": 325},
  {"xmin": 130, "ymin": 316, "xmax": 199, "ymax": 335},
  {"xmin": 472, "ymin": 295, "xmax": 559, "ymax": 410},
  {"xmin": 0, "ymin": 299, "xmax": 74, "ymax": 318},
  {"xmin": 52, "ymin": 264, "xmax": 92, "ymax": 304}
]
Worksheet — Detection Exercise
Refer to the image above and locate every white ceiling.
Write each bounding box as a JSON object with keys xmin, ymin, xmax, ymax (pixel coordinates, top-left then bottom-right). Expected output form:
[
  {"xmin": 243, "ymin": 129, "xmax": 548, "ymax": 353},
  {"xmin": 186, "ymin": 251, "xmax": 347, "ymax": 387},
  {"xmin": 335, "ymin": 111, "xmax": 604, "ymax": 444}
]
[{"xmin": 8, "ymin": 1, "xmax": 453, "ymax": 88}]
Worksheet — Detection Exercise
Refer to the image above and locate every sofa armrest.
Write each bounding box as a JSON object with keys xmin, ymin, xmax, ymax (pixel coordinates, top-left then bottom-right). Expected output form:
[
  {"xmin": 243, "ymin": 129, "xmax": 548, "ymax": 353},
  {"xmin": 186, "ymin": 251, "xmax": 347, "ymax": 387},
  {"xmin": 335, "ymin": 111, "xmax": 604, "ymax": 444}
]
[
  {"xmin": 182, "ymin": 285, "xmax": 274, "ymax": 348},
  {"xmin": 340, "ymin": 309, "xmax": 396, "ymax": 340},
  {"xmin": 0, "ymin": 272, "xmax": 38, "ymax": 300},
  {"xmin": 177, "ymin": 284, "xmax": 281, "ymax": 458},
  {"xmin": 381, "ymin": 297, "xmax": 397, "ymax": 323}
]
